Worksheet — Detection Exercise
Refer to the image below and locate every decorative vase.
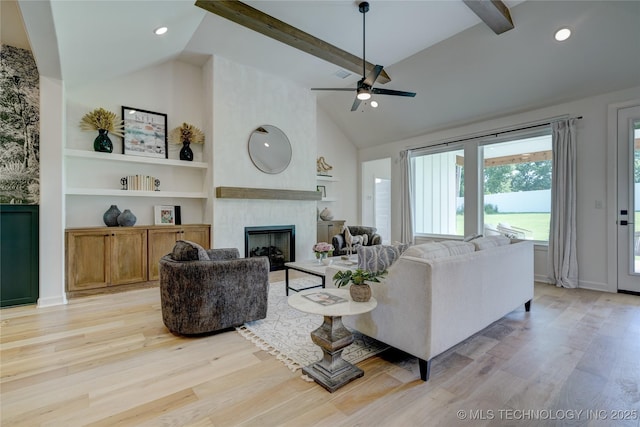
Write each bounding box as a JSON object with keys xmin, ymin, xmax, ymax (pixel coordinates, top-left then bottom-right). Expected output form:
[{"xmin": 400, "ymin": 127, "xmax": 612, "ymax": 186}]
[
  {"xmin": 94, "ymin": 129, "xmax": 113, "ymax": 153},
  {"xmin": 179, "ymin": 141, "xmax": 193, "ymax": 161},
  {"xmin": 315, "ymin": 252, "xmax": 327, "ymax": 263},
  {"xmin": 103, "ymin": 204, "xmax": 121, "ymax": 227},
  {"xmin": 117, "ymin": 209, "xmax": 136, "ymax": 227},
  {"xmin": 319, "ymin": 207, "xmax": 333, "ymax": 221},
  {"xmin": 349, "ymin": 283, "xmax": 372, "ymax": 302}
]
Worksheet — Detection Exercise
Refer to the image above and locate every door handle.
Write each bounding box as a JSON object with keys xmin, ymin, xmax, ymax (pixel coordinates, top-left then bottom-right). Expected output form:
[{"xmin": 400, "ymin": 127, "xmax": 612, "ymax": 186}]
[{"xmin": 619, "ymin": 221, "xmax": 635, "ymax": 226}]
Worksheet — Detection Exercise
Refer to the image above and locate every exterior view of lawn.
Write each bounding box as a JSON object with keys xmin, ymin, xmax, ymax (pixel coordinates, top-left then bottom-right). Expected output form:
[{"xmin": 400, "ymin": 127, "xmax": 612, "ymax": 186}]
[{"xmin": 457, "ymin": 213, "xmax": 550, "ymax": 241}]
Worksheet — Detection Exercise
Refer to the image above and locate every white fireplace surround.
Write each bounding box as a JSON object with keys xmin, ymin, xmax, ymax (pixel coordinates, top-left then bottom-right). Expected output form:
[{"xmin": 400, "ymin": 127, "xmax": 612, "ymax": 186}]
[{"xmin": 210, "ymin": 56, "xmax": 318, "ymax": 261}]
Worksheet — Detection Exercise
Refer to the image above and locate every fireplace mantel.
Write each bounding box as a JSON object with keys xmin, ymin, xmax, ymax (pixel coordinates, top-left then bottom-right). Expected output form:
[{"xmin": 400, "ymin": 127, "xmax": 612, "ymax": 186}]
[{"xmin": 216, "ymin": 187, "xmax": 321, "ymax": 201}]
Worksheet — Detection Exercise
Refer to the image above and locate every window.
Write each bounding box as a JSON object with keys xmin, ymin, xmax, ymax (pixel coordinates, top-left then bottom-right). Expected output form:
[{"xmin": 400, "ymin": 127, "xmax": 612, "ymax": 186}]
[
  {"xmin": 481, "ymin": 134, "xmax": 552, "ymax": 241},
  {"xmin": 412, "ymin": 127, "xmax": 552, "ymax": 242}
]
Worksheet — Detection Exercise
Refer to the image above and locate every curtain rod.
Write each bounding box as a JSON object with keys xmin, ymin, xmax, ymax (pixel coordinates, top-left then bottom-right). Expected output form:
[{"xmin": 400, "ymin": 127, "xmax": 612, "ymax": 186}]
[{"xmin": 407, "ymin": 115, "xmax": 583, "ymax": 152}]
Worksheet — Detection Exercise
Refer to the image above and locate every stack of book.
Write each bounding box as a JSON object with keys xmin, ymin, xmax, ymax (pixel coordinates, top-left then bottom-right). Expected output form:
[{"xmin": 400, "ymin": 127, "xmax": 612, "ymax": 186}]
[{"xmin": 121, "ymin": 175, "xmax": 159, "ymax": 191}]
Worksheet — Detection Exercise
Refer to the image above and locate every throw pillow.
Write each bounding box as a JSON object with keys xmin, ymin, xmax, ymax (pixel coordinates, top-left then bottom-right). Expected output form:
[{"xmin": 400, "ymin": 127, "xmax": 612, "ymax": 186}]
[
  {"xmin": 472, "ymin": 235, "xmax": 511, "ymax": 251},
  {"xmin": 358, "ymin": 243, "xmax": 410, "ymax": 272},
  {"xmin": 172, "ymin": 240, "xmax": 211, "ymax": 261}
]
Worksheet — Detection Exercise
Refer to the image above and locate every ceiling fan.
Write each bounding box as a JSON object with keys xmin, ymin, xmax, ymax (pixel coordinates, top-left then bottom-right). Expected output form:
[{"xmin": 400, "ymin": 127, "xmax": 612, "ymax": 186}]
[{"xmin": 311, "ymin": 1, "xmax": 416, "ymax": 111}]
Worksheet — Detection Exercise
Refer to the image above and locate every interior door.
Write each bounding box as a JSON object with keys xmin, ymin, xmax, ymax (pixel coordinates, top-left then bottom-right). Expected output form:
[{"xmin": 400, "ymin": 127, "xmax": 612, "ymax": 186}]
[{"xmin": 617, "ymin": 105, "xmax": 640, "ymax": 293}]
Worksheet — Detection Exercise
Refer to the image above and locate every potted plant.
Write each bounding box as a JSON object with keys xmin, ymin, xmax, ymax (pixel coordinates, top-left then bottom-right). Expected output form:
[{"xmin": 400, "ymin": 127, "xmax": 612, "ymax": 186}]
[
  {"xmin": 79, "ymin": 107, "xmax": 124, "ymax": 153},
  {"xmin": 312, "ymin": 242, "xmax": 334, "ymax": 264},
  {"xmin": 169, "ymin": 122, "xmax": 205, "ymax": 161},
  {"xmin": 332, "ymin": 268, "xmax": 387, "ymax": 302}
]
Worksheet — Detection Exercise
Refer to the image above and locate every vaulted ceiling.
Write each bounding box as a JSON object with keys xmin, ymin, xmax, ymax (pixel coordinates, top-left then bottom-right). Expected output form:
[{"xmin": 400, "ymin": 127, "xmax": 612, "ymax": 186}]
[{"xmin": 14, "ymin": 0, "xmax": 640, "ymax": 148}]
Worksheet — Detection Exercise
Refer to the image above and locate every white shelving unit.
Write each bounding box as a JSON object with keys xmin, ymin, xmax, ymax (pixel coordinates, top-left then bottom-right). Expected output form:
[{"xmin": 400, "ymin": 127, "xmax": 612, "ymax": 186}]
[
  {"xmin": 316, "ymin": 175, "xmax": 339, "ymax": 202},
  {"xmin": 64, "ymin": 148, "xmax": 210, "ymax": 227},
  {"xmin": 64, "ymin": 149, "xmax": 208, "ymax": 199},
  {"xmin": 65, "ymin": 188, "xmax": 207, "ymax": 198},
  {"xmin": 65, "ymin": 149, "xmax": 207, "ymax": 169}
]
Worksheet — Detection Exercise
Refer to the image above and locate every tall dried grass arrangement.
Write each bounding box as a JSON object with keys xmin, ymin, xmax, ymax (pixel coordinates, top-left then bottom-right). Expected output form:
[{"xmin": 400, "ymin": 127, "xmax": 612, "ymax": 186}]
[
  {"xmin": 79, "ymin": 108, "xmax": 124, "ymax": 137},
  {"xmin": 169, "ymin": 122, "xmax": 205, "ymax": 145}
]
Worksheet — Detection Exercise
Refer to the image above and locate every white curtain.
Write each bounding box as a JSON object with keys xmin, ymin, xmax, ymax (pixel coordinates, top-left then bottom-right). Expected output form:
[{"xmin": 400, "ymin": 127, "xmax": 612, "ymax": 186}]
[
  {"xmin": 548, "ymin": 119, "xmax": 578, "ymax": 288},
  {"xmin": 400, "ymin": 150, "xmax": 414, "ymax": 244}
]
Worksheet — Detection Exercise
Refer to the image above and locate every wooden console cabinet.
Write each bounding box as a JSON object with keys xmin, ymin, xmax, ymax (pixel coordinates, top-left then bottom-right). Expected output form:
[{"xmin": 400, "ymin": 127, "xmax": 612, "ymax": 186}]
[
  {"xmin": 66, "ymin": 224, "xmax": 210, "ymax": 294},
  {"xmin": 317, "ymin": 220, "xmax": 345, "ymax": 243},
  {"xmin": 147, "ymin": 225, "xmax": 210, "ymax": 280}
]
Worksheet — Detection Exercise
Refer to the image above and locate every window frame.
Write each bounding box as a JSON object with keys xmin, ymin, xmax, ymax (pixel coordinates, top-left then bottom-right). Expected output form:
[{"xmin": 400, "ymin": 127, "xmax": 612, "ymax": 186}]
[{"xmin": 411, "ymin": 126, "xmax": 553, "ymax": 243}]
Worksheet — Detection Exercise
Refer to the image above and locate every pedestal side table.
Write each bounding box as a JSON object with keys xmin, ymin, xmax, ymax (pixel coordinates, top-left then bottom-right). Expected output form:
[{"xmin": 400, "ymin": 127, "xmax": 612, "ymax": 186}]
[{"xmin": 288, "ymin": 288, "xmax": 377, "ymax": 392}]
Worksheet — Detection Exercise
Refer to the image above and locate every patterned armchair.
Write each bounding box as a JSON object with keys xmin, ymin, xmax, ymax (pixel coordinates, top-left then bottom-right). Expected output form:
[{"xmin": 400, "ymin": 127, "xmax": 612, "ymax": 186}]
[
  {"xmin": 331, "ymin": 225, "xmax": 382, "ymax": 256},
  {"xmin": 159, "ymin": 241, "xmax": 269, "ymax": 335}
]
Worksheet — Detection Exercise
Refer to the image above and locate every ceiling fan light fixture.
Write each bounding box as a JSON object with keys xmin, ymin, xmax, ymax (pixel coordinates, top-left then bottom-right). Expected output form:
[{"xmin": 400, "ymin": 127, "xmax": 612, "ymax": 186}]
[{"xmin": 357, "ymin": 88, "xmax": 371, "ymax": 100}]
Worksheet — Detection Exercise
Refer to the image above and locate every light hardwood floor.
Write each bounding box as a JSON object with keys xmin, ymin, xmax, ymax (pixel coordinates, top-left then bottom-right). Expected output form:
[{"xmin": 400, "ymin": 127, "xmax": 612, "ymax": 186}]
[{"xmin": 1, "ymin": 276, "xmax": 640, "ymax": 427}]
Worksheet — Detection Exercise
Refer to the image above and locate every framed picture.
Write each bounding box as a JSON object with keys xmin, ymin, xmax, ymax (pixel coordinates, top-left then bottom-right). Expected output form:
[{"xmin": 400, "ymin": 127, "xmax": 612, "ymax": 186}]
[
  {"xmin": 122, "ymin": 106, "xmax": 168, "ymax": 159},
  {"xmin": 154, "ymin": 205, "xmax": 176, "ymax": 225},
  {"xmin": 316, "ymin": 185, "xmax": 326, "ymax": 198}
]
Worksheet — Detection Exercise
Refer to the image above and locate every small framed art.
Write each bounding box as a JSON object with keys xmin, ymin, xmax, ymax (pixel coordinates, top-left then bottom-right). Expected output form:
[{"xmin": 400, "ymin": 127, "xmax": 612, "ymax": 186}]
[
  {"xmin": 122, "ymin": 106, "xmax": 168, "ymax": 159},
  {"xmin": 316, "ymin": 185, "xmax": 326, "ymax": 198},
  {"xmin": 154, "ymin": 205, "xmax": 176, "ymax": 225}
]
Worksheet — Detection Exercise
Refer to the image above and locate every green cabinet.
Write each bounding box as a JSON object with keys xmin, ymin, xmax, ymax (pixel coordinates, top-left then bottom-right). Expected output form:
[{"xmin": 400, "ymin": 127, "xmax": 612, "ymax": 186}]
[{"xmin": 1, "ymin": 205, "xmax": 39, "ymax": 307}]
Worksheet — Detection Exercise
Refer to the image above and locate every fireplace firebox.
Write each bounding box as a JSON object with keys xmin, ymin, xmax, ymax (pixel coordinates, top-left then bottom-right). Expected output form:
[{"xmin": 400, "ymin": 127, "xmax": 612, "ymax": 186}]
[{"xmin": 245, "ymin": 225, "xmax": 295, "ymax": 271}]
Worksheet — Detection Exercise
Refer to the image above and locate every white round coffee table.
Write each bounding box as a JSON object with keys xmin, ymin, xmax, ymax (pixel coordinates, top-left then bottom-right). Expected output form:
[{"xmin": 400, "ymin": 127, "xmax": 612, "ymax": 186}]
[{"xmin": 288, "ymin": 288, "xmax": 377, "ymax": 392}]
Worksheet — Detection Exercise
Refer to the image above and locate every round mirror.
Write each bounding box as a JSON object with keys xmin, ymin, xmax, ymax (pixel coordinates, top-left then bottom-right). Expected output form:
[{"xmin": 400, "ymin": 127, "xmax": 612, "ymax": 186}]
[{"xmin": 248, "ymin": 125, "xmax": 292, "ymax": 174}]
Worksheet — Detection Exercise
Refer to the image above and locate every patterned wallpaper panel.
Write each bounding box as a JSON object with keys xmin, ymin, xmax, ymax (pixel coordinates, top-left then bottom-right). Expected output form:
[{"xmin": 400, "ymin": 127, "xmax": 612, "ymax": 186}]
[{"xmin": 0, "ymin": 44, "xmax": 39, "ymax": 204}]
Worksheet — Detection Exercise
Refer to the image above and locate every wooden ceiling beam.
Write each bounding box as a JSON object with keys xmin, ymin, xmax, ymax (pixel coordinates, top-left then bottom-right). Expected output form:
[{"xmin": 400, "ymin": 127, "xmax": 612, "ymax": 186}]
[
  {"xmin": 195, "ymin": 0, "xmax": 391, "ymax": 84},
  {"xmin": 462, "ymin": 0, "xmax": 514, "ymax": 35}
]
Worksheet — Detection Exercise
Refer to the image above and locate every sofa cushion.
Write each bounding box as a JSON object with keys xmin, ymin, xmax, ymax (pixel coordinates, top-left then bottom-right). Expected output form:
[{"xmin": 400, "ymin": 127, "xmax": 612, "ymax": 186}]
[
  {"xmin": 440, "ymin": 240, "xmax": 476, "ymax": 256},
  {"xmin": 358, "ymin": 243, "xmax": 410, "ymax": 272},
  {"xmin": 402, "ymin": 242, "xmax": 451, "ymax": 260},
  {"xmin": 472, "ymin": 235, "xmax": 511, "ymax": 250},
  {"xmin": 172, "ymin": 240, "xmax": 210, "ymax": 261}
]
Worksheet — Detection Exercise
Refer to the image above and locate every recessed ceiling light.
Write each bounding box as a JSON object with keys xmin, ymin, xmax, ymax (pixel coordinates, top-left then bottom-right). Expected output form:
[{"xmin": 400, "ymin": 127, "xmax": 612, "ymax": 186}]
[
  {"xmin": 554, "ymin": 28, "xmax": 571, "ymax": 41},
  {"xmin": 154, "ymin": 26, "xmax": 168, "ymax": 36},
  {"xmin": 370, "ymin": 100, "xmax": 379, "ymax": 108}
]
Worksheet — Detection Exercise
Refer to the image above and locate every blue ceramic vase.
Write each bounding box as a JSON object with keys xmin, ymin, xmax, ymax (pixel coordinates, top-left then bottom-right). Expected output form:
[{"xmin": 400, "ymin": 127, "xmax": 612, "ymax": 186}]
[
  {"xmin": 103, "ymin": 205, "xmax": 121, "ymax": 227},
  {"xmin": 117, "ymin": 209, "xmax": 136, "ymax": 227}
]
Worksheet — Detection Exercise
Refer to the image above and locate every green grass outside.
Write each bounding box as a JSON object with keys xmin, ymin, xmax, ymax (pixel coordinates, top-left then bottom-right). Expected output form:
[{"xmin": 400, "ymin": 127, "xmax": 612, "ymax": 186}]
[{"xmin": 457, "ymin": 213, "xmax": 550, "ymax": 241}]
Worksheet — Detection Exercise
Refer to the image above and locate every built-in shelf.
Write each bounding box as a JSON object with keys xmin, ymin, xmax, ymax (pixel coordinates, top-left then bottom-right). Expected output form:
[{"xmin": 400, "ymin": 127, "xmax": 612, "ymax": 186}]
[
  {"xmin": 316, "ymin": 175, "xmax": 339, "ymax": 182},
  {"xmin": 66, "ymin": 188, "xmax": 207, "ymax": 198},
  {"xmin": 216, "ymin": 187, "xmax": 321, "ymax": 201},
  {"xmin": 321, "ymin": 198, "xmax": 337, "ymax": 202},
  {"xmin": 65, "ymin": 149, "xmax": 208, "ymax": 169}
]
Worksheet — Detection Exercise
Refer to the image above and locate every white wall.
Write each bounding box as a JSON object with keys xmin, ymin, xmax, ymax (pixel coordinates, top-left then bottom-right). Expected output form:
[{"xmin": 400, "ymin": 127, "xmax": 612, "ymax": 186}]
[
  {"xmin": 316, "ymin": 106, "xmax": 358, "ymax": 224},
  {"xmin": 359, "ymin": 85, "xmax": 640, "ymax": 292},
  {"xmin": 38, "ymin": 76, "xmax": 66, "ymax": 307},
  {"xmin": 210, "ymin": 56, "xmax": 318, "ymax": 260}
]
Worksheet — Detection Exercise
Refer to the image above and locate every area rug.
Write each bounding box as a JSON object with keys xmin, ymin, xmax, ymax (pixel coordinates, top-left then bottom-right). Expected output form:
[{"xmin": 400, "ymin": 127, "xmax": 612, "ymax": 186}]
[{"xmin": 236, "ymin": 278, "xmax": 388, "ymax": 372}]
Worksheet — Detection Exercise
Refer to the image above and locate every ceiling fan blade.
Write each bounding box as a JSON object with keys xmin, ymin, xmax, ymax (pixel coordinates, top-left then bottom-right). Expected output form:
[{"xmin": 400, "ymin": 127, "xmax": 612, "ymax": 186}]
[
  {"xmin": 363, "ymin": 64, "xmax": 384, "ymax": 86},
  {"xmin": 351, "ymin": 97, "xmax": 363, "ymax": 111},
  {"xmin": 310, "ymin": 88, "xmax": 355, "ymax": 91},
  {"xmin": 372, "ymin": 87, "xmax": 417, "ymax": 97}
]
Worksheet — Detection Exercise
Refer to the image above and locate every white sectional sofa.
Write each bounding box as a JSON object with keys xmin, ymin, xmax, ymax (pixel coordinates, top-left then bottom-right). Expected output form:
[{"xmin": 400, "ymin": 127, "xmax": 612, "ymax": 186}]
[{"xmin": 326, "ymin": 236, "xmax": 534, "ymax": 381}]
